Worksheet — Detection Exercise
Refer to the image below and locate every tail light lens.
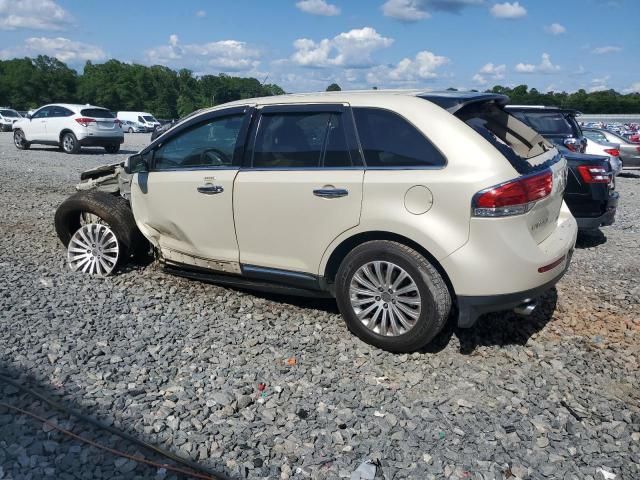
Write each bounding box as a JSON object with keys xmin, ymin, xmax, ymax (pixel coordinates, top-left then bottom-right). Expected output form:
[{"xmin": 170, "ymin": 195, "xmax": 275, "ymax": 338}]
[
  {"xmin": 603, "ymin": 148, "xmax": 620, "ymax": 157},
  {"xmin": 75, "ymin": 117, "xmax": 96, "ymax": 127},
  {"xmin": 577, "ymin": 165, "xmax": 610, "ymax": 183},
  {"xmin": 472, "ymin": 170, "xmax": 553, "ymax": 217}
]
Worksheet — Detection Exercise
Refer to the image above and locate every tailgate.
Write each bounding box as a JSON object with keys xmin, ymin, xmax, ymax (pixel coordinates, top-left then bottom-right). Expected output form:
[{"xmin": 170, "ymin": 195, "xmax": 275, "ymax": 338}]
[{"xmin": 524, "ymin": 152, "xmax": 567, "ymax": 243}]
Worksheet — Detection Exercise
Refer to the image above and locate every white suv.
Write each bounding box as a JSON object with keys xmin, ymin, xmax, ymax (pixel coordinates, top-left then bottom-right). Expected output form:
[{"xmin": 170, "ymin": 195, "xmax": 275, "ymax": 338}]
[
  {"xmin": 13, "ymin": 104, "xmax": 124, "ymax": 154},
  {"xmin": 0, "ymin": 108, "xmax": 22, "ymax": 132},
  {"xmin": 54, "ymin": 91, "xmax": 577, "ymax": 352}
]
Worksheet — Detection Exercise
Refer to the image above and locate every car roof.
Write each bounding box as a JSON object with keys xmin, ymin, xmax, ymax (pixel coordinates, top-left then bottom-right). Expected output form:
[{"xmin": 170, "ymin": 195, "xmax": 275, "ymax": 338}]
[
  {"xmin": 38, "ymin": 103, "xmax": 108, "ymax": 111},
  {"xmin": 204, "ymin": 89, "xmax": 510, "ymax": 115},
  {"xmin": 505, "ymin": 105, "xmax": 582, "ymax": 116}
]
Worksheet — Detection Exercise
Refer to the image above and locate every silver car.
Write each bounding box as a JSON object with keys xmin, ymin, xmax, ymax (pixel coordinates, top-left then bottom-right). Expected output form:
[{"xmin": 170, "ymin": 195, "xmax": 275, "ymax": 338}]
[
  {"xmin": 583, "ymin": 128, "xmax": 640, "ymax": 168},
  {"xmin": 119, "ymin": 120, "xmax": 147, "ymax": 133}
]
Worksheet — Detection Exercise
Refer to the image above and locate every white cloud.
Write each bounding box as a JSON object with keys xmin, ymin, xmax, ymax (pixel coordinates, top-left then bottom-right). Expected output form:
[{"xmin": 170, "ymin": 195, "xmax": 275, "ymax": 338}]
[
  {"xmin": 382, "ymin": 0, "xmax": 430, "ymax": 21},
  {"xmin": 296, "ymin": 0, "xmax": 340, "ymax": 16},
  {"xmin": 515, "ymin": 53, "xmax": 560, "ymax": 74},
  {"xmin": 0, "ymin": 37, "xmax": 106, "ymax": 63},
  {"xmin": 591, "ymin": 45, "xmax": 622, "ymax": 54},
  {"xmin": 367, "ymin": 50, "xmax": 450, "ymax": 84},
  {"xmin": 490, "ymin": 2, "xmax": 527, "ymax": 19},
  {"xmin": 590, "ymin": 75, "xmax": 611, "ymax": 92},
  {"xmin": 623, "ymin": 82, "xmax": 640, "ymax": 94},
  {"xmin": 0, "ymin": 0, "xmax": 71, "ymax": 30},
  {"xmin": 382, "ymin": 0, "xmax": 482, "ymax": 21},
  {"xmin": 473, "ymin": 62, "xmax": 506, "ymax": 84},
  {"xmin": 291, "ymin": 27, "xmax": 393, "ymax": 68},
  {"xmin": 195, "ymin": 10, "xmax": 206, "ymax": 18},
  {"xmin": 544, "ymin": 23, "xmax": 566, "ymax": 35},
  {"xmin": 146, "ymin": 35, "xmax": 261, "ymax": 71}
]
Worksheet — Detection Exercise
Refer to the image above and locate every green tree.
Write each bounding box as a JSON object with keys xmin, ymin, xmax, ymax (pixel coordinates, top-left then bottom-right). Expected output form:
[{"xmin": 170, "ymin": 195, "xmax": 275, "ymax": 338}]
[{"xmin": 326, "ymin": 83, "xmax": 341, "ymax": 92}]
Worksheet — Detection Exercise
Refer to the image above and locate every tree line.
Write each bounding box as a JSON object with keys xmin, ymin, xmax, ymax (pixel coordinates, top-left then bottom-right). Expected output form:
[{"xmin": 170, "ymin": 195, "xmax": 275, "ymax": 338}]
[
  {"xmin": 1, "ymin": 56, "xmax": 639, "ymax": 116},
  {"xmin": 0, "ymin": 56, "xmax": 284, "ymax": 118}
]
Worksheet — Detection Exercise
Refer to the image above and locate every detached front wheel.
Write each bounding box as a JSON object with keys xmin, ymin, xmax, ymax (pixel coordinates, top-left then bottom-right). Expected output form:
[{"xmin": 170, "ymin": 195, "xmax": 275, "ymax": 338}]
[{"xmin": 55, "ymin": 190, "xmax": 147, "ymax": 274}]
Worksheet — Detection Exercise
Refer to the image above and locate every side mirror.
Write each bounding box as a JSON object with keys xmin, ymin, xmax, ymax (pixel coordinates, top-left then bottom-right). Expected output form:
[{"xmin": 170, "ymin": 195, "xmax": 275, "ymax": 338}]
[{"xmin": 124, "ymin": 154, "xmax": 148, "ymax": 174}]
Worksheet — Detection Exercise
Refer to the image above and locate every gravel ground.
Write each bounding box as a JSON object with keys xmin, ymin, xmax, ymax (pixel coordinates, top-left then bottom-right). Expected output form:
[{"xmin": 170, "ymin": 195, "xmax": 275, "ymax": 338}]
[{"xmin": 0, "ymin": 133, "xmax": 638, "ymax": 480}]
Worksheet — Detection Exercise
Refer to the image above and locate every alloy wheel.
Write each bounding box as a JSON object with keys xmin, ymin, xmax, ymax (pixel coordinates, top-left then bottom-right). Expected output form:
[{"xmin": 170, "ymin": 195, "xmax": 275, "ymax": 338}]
[
  {"xmin": 349, "ymin": 261, "xmax": 421, "ymax": 336},
  {"xmin": 67, "ymin": 223, "xmax": 119, "ymax": 276},
  {"xmin": 63, "ymin": 134, "xmax": 75, "ymax": 152}
]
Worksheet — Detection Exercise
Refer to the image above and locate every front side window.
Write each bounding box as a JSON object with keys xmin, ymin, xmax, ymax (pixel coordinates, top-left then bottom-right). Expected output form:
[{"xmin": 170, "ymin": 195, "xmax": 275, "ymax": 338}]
[
  {"xmin": 138, "ymin": 116, "xmax": 145, "ymax": 123},
  {"xmin": 32, "ymin": 107, "xmax": 53, "ymax": 119},
  {"xmin": 153, "ymin": 114, "xmax": 244, "ymax": 170},
  {"xmin": 143, "ymin": 115, "xmax": 157, "ymax": 123}
]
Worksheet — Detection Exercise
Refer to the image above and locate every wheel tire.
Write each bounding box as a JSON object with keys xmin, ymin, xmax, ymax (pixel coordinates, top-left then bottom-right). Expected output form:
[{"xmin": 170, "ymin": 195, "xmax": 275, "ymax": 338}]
[
  {"xmin": 13, "ymin": 129, "xmax": 30, "ymax": 150},
  {"xmin": 105, "ymin": 145, "xmax": 120, "ymax": 154},
  {"xmin": 335, "ymin": 240, "xmax": 451, "ymax": 353},
  {"xmin": 54, "ymin": 190, "xmax": 147, "ymax": 266},
  {"xmin": 128, "ymin": 127, "xmax": 134, "ymax": 134},
  {"xmin": 61, "ymin": 132, "xmax": 80, "ymax": 154}
]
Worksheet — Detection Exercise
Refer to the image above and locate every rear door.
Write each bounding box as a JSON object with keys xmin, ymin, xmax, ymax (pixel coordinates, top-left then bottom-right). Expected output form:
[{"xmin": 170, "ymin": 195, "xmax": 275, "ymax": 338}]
[
  {"xmin": 130, "ymin": 106, "xmax": 253, "ymax": 272},
  {"xmin": 233, "ymin": 104, "xmax": 364, "ymax": 274}
]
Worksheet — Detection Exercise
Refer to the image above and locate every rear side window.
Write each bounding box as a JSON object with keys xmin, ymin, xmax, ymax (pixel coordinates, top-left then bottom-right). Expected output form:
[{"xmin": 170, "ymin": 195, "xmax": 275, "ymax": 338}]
[
  {"xmin": 81, "ymin": 108, "xmax": 114, "ymax": 118},
  {"xmin": 252, "ymin": 111, "xmax": 353, "ymax": 169},
  {"xmin": 352, "ymin": 108, "xmax": 445, "ymax": 168}
]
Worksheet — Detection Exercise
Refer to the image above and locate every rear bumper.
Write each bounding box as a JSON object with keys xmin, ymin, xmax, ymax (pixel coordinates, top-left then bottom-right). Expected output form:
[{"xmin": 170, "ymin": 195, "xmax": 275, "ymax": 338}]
[
  {"xmin": 78, "ymin": 135, "xmax": 124, "ymax": 147},
  {"xmin": 457, "ymin": 250, "xmax": 572, "ymax": 328},
  {"xmin": 576, "ymin": 191, "xmax": 619, "ymax": 230}
]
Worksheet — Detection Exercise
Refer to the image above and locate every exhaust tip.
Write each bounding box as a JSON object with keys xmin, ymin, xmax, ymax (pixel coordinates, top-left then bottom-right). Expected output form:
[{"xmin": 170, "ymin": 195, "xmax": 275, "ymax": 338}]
[{"xmin": 514, "ymin": 298, "xmax": 538, "ymax": 316}]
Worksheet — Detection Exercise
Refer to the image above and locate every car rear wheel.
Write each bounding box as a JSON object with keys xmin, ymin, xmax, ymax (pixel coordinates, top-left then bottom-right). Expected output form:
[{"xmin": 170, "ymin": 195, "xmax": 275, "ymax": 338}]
[
  {"xmin": 128, "ymin": 127, "xmax": 134, "ymax": 133},
  {"xmin": 13, "ymin": 130, "xmax": 30, "ymax": 150},
  {"xmin": 61, "ymin": 132, "xmax": 80, "ymax": 154},
  {"xmin": 105, "ymin": 145, "xmax": 120, "ymax": 154},
  {"xmin": 335, "ymin": 240, "xmax": 451, "ymax": 352}
]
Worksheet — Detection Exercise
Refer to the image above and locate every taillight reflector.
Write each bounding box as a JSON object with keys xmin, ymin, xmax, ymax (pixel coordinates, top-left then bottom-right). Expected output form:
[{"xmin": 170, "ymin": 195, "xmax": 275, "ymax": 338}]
[
  {"xmin": 577, "ymin": 165, "xmax": 610, "ymax": 184},
  {"xmin": 75, "ymin": 117, "xmax": 96, "ymax": 127},
  {"xmin": 538, "ymin": 255, "xmax": 566, "ymax": 273},
  {"xmin": 472, "ymin": 170, "xmax": 553, "ymax": 217}
]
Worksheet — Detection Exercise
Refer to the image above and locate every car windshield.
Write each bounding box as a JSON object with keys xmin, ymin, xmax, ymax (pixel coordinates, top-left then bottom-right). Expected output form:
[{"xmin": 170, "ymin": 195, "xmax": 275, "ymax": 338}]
[
  {"xmin": 81, "ymin": 108, "xmax": 114, "ymax": 118},
  {"xmin": 0, "ymin": 109, "xmax": 20, "ymax": 117},
  {"xmin": 510, "ymin": 111, "xmax": 576, "ymax": 136},
  {"xmin": 143, "ymin": 116, "xmax": 156, "ymax": 122}
]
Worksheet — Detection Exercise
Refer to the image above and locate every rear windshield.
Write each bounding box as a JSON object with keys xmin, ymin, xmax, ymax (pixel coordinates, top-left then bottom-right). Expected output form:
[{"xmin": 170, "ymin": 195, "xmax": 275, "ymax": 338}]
[
  {"xmin": 0, "ymin": 109, "xmax": 20, "ymax": 117},
  {"xmin": 81, "ymin": 108, "xmax": 114, "ymax": 119},
  {"xmin": 510, "ymin": 111, "xmax": 578, "ymax": 136},
  {"xmin": 453, "ymin": 102, "xmax": 555, "ymax": 173},
  {"xmin": 143, "ymin": 115, "xmax": 156, "ymax": 122}
]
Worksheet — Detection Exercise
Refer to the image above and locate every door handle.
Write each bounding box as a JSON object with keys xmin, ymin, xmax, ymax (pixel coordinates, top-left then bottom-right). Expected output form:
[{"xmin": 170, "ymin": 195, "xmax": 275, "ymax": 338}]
[
  {"xmin": 313, "ymin": 187, "xmax": 349, "ymax": 199},
  {"xmin": 197, "ymin": 184, "xmax": 224, "ymax": 195}
]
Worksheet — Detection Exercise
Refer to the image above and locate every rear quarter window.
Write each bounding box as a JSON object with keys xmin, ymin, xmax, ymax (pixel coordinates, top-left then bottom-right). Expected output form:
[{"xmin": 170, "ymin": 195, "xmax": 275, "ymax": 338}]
[{"xmin": 352, "ymin": 107, "xmax": 446, "ymax": 168}]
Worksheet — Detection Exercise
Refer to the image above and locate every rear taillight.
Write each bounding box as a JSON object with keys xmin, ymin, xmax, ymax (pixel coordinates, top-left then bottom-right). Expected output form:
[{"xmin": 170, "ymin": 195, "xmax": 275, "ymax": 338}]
[
  {"xmin": 75, "ymin": 117, "xmax": 96, "ymax": 127},
  {"xmin": 472, "ymin": 170, "xmax": 553, "ymax": 217},
  {"xmin": 603, "ymin": 148, "xmax": 620, "ymax": 157},
  {"xmin": 563, "ymin": 139, "xmax": 578, "ymax": 152},
  {"xmin": 577, "ymin": 165, "xmax": 610, "ymax": 183}
]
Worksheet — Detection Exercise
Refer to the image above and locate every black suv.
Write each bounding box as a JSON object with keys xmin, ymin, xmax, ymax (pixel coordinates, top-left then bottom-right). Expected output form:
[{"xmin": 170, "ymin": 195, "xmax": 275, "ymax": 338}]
[{"xmin": 505, "ymin": 106, "xmax": 618, "ymax": 231}]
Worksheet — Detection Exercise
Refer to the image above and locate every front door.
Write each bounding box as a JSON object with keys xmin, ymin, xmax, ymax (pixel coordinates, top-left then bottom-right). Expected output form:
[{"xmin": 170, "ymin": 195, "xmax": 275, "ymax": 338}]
[
  {"xmin": 233, "ymin": 104, "xmax": 364, "ymax": 275},
  {"xmin": 28, "ymin": 106, "xmax": 51, "ymax": 142},
  {"xmin": 131, "ymin": 107, "xmax": 252, "ymax": 273}
]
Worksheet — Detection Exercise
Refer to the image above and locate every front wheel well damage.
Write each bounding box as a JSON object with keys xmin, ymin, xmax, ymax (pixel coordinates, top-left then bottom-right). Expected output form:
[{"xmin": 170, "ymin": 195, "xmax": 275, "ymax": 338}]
[{"xmin": 323, "ymin": 231, "xmax": 456, "ymax": 300}]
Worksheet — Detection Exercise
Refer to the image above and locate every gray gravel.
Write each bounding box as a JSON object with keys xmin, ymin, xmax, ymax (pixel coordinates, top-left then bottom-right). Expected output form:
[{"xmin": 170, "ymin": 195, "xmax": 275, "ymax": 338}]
[{"xmin": 0, "ymin": 133, "xmax": 638, "ymax": 480}]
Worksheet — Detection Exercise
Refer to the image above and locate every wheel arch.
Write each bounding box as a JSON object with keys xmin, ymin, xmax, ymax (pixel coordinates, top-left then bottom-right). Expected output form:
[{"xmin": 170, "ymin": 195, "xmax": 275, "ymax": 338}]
[
  {"xmin": 322, "ymin": 230, "xmax": 456, "ymax": 298},
  {"xmin": 59, "ymin": 129, "xmax": 75, "ymax": 143}
]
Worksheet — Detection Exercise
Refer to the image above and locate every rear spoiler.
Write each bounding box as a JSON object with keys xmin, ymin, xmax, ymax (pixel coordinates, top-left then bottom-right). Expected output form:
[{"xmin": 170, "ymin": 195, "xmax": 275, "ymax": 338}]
[{"xmin": 419, "ymin": 93, "xmax": 509, "ymax": 114}]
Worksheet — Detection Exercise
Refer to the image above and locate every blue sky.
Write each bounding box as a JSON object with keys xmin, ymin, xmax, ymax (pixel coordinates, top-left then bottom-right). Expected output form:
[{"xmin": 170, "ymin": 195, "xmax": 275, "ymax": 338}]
[{"xmin": 0, "ymin": 0, "xmax": 638, "ymax": 94}]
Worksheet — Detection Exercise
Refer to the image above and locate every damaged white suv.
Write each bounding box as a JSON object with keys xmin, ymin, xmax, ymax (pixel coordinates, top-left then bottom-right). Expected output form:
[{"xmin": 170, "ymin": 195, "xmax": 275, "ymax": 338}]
[{"xmin": 54, "ymin": 91, "xmax": 577, "ymax": 352}]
